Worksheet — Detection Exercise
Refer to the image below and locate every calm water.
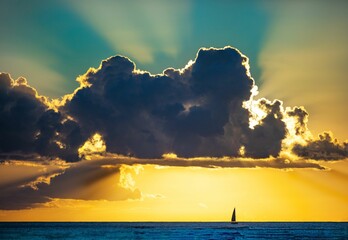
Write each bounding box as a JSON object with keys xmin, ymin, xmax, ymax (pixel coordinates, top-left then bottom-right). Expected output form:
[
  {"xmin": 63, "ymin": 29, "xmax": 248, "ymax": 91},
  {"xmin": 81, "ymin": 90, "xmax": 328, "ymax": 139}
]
[{"xmin": 0, "ymin": 222, "xmax": 347, "ymax": 239}]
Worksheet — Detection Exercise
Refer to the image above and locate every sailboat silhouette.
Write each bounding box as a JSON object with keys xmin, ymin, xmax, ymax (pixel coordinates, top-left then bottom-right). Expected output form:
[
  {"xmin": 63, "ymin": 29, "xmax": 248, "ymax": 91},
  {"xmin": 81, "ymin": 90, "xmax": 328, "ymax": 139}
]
[{"xmin": 231, "ymin": 208, "xmax": 237, "ymax": 224}]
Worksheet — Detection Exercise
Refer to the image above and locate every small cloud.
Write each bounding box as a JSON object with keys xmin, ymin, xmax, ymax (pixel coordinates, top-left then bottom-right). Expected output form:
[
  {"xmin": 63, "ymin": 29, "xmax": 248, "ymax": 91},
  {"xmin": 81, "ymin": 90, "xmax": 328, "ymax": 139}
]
[
  {"xmin": 142, "ymin": 193, "xmax": 166, "ymax": 200},
  {"xmin": 162, "ymin": 153, "xmax": 178, "ymax": 159},
  {"xmin": 293, "ymin": 132, "xmax": 348, "ymax": 160},
  {"xmin": 78, "ymin": 133, "xmax": 106, "ymax": 160}
]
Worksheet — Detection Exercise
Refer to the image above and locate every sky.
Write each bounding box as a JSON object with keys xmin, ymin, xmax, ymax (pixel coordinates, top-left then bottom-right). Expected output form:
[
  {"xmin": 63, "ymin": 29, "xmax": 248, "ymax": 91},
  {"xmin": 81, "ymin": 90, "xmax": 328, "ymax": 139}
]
[{"xmin": 0, "ymin": 0, "xmax": 348, "ymax": 221}]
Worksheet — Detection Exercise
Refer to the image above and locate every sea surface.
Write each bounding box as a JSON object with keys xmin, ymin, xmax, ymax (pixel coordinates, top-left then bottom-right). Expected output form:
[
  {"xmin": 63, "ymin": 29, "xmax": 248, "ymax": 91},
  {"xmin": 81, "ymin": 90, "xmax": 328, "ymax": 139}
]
[{"xmin": 0, "ymin": 222, "xmax": 347, "ymax": 239}]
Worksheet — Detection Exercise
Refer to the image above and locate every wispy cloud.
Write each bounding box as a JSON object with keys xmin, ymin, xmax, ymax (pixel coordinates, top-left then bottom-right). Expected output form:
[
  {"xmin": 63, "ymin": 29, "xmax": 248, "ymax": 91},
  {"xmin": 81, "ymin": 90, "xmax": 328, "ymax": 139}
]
[
  {"xmin": 0, "ymin": 153, "xmax": 325, "ymax": 210},
  {"xmin": 0, "ymin": 158, "xmax": 140, "ymax": 210}
]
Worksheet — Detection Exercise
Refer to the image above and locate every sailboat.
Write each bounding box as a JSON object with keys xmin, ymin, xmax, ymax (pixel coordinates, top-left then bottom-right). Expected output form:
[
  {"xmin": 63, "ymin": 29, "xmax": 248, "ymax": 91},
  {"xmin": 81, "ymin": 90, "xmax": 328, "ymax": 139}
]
[{"xmin": 231, "ymin": 207, "xmax": 237, "ymax": 224}]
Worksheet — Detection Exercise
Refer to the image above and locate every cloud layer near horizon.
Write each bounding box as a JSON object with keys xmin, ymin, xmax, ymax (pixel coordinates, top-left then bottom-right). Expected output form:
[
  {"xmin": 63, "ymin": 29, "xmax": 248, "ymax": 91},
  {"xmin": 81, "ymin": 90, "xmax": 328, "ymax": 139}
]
[
  {"xmin": 0, "ymin": 159, "xmax": 140, "ymax": 210},
  {"xmin": 0, "ymin": 46, "xmax": 347, "ymax": 210}
]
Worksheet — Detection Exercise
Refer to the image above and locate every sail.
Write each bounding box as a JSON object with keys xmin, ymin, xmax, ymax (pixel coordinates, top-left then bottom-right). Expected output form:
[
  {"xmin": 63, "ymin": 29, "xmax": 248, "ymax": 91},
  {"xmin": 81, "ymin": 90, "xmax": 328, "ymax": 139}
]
[{"xmin": 231, "ymin": 208, "xmax": 236, "ymax": 222}]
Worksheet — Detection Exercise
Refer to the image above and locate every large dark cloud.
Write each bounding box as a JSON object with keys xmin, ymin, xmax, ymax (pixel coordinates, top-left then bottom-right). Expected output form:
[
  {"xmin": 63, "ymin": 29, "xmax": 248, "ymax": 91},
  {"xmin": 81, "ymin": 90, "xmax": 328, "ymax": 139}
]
[
  {"xmin": 63, "ymin": 47, "xmax": 287, "ymax": 159},
  {"xmin": 1, "ymin": 46, "xmax": 347, "ymax": 162}
]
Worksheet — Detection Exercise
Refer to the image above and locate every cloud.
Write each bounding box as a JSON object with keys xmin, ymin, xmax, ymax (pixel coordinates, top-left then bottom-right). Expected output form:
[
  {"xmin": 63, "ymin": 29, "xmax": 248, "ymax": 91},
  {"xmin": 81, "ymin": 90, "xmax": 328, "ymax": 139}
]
[
  {"xmin": 1, "ymin": 46, "xmax": 347, "ymax": 164},
  {"xmin": 293, "ymin": 132, "xmax": 348, "ymax": 160},
  {"xmin": 243, "ymin": 99, "xmax": 286, "ymax": 158},
  {"xmin": 0, "ymin": 159, "xmax": 140, "ymax": 210},
  {"xmin": 0, "ymin": 73, "xmax": 86, "ymax": 162},
  {"xmin": 87, "ymin": 153, "xmax": 326, "ymax": 170},
  {"xmin": 0, "ymin": 159, "xmax": 67, "ymax": 210},
  {"xmin": 63, "ymin": 46, "xmax": 291, "ymax": 159},
  {"xmin": 0, "ymin": 73, "xmax": 46, "ymax": 153},
  {"xmin": 0, "ymin": 153, "xmax": 324, "ymax": 210},
  {"xmin": 1, "ymin": 46, "xmax": 347, "ymax": 210}
]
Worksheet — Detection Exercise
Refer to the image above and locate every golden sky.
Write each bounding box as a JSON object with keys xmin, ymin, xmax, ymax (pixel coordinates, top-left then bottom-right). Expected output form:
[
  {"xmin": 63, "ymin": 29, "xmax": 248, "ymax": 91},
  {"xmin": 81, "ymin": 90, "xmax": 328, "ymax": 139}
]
[{"xmin": 1, "ymin": 160, "xmax": 348, "ymax": 222}]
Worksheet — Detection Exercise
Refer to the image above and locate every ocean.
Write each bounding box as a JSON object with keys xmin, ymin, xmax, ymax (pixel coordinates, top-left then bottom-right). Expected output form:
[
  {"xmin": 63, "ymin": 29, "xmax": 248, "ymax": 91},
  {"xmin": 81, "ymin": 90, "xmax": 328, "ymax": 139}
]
[{"xmin": 0, "ymin": 222, "xmax": 347, "ymax": 239}]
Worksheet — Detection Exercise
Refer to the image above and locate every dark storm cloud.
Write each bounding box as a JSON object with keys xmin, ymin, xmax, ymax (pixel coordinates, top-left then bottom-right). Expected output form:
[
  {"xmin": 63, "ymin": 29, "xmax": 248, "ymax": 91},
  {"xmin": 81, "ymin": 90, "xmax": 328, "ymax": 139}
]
[
  {"xmin": 0, "ymin": 46, "xmax": 347, "ymax": 164},
  {"xmin": 63, "ymin": 47, "xmax": 287, "ymax": 159},
  {"xmin": 293, "ymin": 132, "xmax": 348, "ymax": 160},
  {"xmin": 0, "ymin": 73, "xmax": 86, "ymax": 162}
]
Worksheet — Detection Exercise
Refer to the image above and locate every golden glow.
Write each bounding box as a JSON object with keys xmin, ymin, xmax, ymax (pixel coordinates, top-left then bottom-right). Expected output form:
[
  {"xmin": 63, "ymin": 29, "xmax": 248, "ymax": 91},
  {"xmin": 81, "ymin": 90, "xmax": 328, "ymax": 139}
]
[
  {"xmin": 21, "ymin": 172, "xmax": 63, "ymax": 191},
  {"xmin": 243, "ymin": 98, "xmax": 268, "ymax": 129},
  {"xmin": 162, "ymin": 153, "xmax": 178, "ymax": 159},
  {"xmin": 118, "ymin": 165, "xmax": 143, "ymax": 191},
  {"xmin": 281, "ymin": 109, "xmax": 312, "ymax": 156},
  {"xmin": 1, "ymin": 160, "xmax": 348, "ymax": 221},
  {"xmin": 55, "ymin": 140, "xmax": 66, "ymax": 149},
  {"xmin": 238, "ymin": 146, "xmax": 245, "ymax": 156},
  {"xmin": 78, "ymin": 133, "xmax": 106, "ymax": 159}
]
